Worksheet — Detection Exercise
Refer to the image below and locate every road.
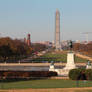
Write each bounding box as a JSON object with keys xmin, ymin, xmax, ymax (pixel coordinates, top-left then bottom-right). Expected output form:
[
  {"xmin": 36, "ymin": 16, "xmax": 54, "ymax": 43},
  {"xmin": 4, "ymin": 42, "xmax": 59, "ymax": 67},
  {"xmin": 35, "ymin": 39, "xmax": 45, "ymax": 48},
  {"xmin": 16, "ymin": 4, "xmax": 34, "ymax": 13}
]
[{"xmin": 0, "ymin": 63, "xmax": 86, "ymax": 71}]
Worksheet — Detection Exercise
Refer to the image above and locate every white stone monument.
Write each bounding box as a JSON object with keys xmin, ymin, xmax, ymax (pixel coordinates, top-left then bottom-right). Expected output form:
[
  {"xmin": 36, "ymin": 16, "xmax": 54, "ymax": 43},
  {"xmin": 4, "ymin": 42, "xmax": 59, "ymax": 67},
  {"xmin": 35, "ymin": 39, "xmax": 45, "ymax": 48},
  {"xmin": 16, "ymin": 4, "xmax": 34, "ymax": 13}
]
[
  {"xmin": 64, "ymin": 52, "xmax": 76, "ymax": 69},
  {"xmin": 49, "ymin": 52, "xmax": 76, "ymax": 76}
]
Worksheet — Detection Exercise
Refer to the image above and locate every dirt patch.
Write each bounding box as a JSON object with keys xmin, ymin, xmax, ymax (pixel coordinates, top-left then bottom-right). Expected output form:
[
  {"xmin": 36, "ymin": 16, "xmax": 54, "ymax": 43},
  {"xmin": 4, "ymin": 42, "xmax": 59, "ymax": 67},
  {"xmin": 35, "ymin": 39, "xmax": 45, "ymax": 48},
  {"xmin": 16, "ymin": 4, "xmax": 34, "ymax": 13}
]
[{"xmin": 0, "ymin": 87, "xmax": 92, "ymax": 92}]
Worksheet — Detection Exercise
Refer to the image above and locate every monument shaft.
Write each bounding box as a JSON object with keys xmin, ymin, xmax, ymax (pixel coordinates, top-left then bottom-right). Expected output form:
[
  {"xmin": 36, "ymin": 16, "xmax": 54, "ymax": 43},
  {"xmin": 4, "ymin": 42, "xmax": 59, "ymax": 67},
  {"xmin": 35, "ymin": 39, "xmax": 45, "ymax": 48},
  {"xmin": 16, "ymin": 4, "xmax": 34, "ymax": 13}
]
[{"xmin": 55, "ymin": 10, "xmax": 61, "ymax": 50}]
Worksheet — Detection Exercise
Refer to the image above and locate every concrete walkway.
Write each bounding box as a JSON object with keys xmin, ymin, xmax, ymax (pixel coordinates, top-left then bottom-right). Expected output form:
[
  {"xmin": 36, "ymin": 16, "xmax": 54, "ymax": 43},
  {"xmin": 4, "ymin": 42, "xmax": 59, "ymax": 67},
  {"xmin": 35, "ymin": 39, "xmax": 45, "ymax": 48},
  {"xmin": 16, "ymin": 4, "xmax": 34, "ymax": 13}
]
[
  {"xmin": 75, "ymin": 52, "xmax": 92, "ymax": 61},
  {"xmin": 0, "ymin": 62, "xmax": 86, "ymax": 66},
  {"xmin": 0, "ymin": 87, "xmax": 92, "ymax": 92}
]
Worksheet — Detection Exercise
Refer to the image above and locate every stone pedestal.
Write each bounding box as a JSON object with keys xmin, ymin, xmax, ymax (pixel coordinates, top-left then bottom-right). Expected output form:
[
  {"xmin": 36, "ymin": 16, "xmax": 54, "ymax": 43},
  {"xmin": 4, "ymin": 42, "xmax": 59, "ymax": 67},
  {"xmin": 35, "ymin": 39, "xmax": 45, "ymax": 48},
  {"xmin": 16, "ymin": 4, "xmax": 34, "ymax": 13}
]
[
  {"xmin": 86, "ymin": 64, "xmax": 92, "ymax": 69},
  {"xmin": 86, "ymin": 65, "xmax": 92, "ymax": 69},
  {"xmin": 64, "ymin": 52, "xmax": 76, "ymax": 69},
  {"xmin": 49, "ymin": 64, "xmax": 55, "ymax": 71}
]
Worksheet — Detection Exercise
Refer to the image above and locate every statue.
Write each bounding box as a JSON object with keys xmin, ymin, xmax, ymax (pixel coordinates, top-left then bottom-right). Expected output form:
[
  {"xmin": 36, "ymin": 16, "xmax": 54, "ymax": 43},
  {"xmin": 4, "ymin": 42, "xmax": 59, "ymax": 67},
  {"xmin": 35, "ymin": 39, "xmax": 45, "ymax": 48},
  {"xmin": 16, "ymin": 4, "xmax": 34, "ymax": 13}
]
[
  {"xmin": 68, "ymin": 40, "xmax": 73, "ymax": 51},
  {"xmin": 87, "ymin": 61, "xmax": 91, "ymax": 66},
  {"xmin": 86, "ymin": 60, "xmax": 92, "ymax": 69},
  {"xmin": 51, "ymin": 61, "xmax": 54, "ymax": 65},
  {"xmin": 49, "ymin": 61, "xmax": 55, "ymax": 71}
]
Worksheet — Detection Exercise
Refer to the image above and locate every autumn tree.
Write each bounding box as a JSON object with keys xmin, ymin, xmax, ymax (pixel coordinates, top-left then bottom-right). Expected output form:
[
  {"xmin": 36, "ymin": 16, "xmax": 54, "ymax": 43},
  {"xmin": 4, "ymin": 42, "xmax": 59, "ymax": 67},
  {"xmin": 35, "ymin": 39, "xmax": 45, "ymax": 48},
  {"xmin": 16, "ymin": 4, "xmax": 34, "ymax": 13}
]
[{"xmin": 0, "ymin": 45, "xmax": 13, "ymax": 62}]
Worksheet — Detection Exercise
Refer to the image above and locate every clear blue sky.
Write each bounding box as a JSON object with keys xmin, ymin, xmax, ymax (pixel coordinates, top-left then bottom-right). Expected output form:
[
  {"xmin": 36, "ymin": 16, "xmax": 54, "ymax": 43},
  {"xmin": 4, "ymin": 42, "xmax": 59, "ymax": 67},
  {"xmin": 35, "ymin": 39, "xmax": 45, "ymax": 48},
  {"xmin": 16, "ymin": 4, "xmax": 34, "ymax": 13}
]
[{"xmin": 0, "ymin": 0, "xmax": 92, "ymax": 42}]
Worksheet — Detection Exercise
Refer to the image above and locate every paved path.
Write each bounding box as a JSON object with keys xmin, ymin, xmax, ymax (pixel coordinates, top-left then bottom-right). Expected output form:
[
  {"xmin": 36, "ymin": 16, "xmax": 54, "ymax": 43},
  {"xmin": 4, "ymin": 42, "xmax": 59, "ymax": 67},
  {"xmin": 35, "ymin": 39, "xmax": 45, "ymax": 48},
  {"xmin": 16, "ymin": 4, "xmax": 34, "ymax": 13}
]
[
  {"xmin": 75, "ymin": 52, "xmax": 92, "ymax": 61},
  {"xmin": 0, "ymin": 87, "xmax": 92, "ymax": 92},
  {"xmin": 0, "ymin": 62, "xmax": 86, "ymax": 66}
]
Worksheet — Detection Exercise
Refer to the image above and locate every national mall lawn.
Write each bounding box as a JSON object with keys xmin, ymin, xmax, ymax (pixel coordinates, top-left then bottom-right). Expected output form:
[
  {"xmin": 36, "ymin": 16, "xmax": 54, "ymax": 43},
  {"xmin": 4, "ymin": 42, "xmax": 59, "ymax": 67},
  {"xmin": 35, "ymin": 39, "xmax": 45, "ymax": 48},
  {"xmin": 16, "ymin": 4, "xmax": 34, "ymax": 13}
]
[
  {"xmin": 32, "ymin": 51, "xmax": 87, "ymax": 63},
  {"xmin": 0, "ymin": 79, "xmax": 92, "ymax": 89},
  {"xmin": 0, "ymin": 51, "xmax": 90, "ymax": 89}
]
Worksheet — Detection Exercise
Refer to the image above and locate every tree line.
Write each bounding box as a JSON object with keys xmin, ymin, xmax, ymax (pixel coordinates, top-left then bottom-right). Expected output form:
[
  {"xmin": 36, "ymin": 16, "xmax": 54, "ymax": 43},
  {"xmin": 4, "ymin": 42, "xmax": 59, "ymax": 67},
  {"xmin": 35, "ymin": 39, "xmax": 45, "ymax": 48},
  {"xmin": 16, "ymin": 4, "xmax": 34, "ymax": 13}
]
[
  {"xmin": 0, "ymin": 37, "xmax": 47, "ymax": 62},
  {"xmin": 73, "ymin": 42, "xmax": 92, "ymax": 56}
]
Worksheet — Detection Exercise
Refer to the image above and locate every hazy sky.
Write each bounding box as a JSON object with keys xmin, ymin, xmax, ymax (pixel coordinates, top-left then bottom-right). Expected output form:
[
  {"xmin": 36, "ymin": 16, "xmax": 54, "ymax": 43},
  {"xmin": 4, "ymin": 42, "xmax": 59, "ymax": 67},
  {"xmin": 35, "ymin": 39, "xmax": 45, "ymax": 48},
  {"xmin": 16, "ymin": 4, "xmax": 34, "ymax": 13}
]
[{"xmin": 0, "ymin": 0, "xmax": 92, "ymax": 42}]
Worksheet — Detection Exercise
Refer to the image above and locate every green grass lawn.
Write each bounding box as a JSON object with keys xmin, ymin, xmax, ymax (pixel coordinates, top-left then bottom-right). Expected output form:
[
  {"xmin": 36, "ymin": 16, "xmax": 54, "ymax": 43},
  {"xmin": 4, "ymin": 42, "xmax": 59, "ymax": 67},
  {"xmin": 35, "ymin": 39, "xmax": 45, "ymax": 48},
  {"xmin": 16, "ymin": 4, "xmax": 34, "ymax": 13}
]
[
  {"xmin": 0, "ymin": 79, "xmax": 92, "ymax": 89},
  {"xmin": 33, "ymin": 52, "xmax": 87, "ymax": 63}
]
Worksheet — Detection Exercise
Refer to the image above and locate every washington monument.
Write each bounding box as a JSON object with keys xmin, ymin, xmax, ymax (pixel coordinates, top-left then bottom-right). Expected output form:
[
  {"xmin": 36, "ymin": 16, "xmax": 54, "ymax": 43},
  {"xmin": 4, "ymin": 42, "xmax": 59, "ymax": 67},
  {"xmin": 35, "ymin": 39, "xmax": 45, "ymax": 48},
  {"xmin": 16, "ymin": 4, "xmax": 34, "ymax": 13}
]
[{"xmin": 55, "ymin": 9, "xmax": 61, "ymax": 50}]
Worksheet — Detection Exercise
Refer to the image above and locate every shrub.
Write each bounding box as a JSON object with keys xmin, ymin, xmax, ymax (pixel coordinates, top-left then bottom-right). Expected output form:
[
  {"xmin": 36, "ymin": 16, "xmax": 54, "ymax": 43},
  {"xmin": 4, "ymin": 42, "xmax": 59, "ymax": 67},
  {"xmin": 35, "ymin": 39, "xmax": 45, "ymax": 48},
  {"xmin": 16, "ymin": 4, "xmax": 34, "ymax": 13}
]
[
  {"xmin": 48, "ymin": 71, "xmax": 58, "ymax": 77},
  {"xmin": 69, "ymin": 68, "xmax": 86, "ymax": 80},
  {"xmin": 85, "ymin": 69, "xmax": 92, "ymax": 80},
  {"xmin": 69, "ymin": 69, "xmax": 81, "ymax": 80}
]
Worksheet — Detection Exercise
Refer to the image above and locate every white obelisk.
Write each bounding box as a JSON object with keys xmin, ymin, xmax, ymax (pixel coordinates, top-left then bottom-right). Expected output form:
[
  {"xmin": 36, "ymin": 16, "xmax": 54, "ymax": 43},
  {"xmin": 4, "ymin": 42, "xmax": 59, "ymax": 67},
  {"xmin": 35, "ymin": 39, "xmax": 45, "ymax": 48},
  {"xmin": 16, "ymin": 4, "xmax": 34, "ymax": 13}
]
[{"xmin": 55, "ymin": 9, "xmax": 61, "ymax": 50}]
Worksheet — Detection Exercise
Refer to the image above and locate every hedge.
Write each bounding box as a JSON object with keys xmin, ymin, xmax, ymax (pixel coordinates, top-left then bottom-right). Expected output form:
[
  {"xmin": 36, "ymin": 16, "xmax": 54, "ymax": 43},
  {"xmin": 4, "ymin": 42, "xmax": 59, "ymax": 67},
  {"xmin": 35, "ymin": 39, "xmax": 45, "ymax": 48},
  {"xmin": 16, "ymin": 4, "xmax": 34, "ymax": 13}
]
[
  {"xmin": 69, "ymin": 68, "xmax": 92, "ymax": 80},
  {"xmin": 85, "ymin": 69, "xmax": 92, "ymax": 80},
  {"xmin": 0, "ymin": 71, "xmax": 57, "ymax": 79}
]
